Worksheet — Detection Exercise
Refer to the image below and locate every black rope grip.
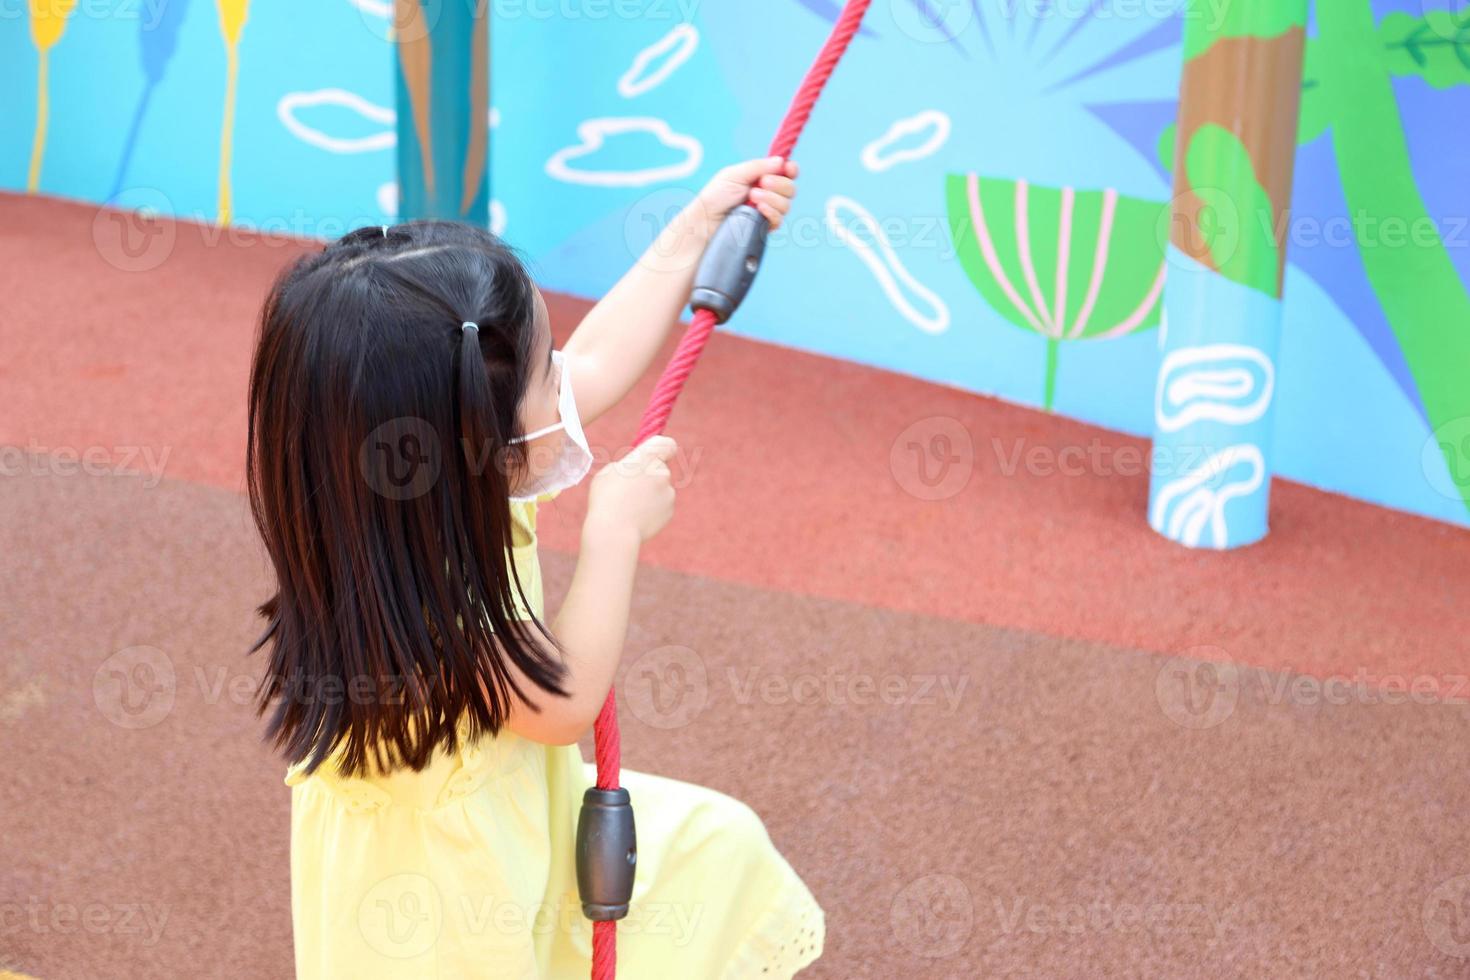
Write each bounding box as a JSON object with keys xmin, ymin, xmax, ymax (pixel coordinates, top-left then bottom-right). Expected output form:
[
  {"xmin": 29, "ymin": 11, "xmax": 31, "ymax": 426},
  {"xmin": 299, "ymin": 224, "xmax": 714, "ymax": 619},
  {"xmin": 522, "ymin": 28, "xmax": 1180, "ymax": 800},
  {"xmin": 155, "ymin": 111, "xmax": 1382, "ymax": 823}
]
[
  {"xmin": 575, "ymin": 787, "xmax": 637, "ymax": 921},
  {"xmin": 689, "ymin": 203, "xmax": 770, "ymax": 324}
]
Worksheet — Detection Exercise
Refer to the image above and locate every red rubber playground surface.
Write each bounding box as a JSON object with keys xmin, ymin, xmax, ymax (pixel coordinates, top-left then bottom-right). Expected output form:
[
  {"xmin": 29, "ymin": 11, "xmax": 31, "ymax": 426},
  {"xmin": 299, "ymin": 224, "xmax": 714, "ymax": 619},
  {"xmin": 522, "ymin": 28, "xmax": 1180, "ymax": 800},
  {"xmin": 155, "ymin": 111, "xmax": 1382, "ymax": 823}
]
[{"xmin": 5, "ymin": 193, "xmax": 1470, "ymax": 978}]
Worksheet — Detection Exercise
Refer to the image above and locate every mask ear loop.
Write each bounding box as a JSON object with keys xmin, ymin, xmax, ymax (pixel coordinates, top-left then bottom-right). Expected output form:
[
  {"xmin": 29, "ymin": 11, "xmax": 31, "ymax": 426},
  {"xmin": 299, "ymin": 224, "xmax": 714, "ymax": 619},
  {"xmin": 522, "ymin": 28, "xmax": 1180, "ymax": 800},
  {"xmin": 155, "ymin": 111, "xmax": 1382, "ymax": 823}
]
[{"xmin": 510, "ymin": 350, "xmax": 569, "ymax": 445}]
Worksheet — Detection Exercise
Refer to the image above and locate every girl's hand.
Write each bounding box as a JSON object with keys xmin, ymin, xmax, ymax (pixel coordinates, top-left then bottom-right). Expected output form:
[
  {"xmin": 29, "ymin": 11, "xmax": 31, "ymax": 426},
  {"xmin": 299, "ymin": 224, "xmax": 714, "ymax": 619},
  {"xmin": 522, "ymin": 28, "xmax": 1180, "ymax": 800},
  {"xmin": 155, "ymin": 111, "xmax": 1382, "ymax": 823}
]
[
  {"xmin": 694, "ymin": 155, "xmax": 800, "ymax": 231},
  {"xmin": 584, "ymin": 435, "xmax": 679, "ymax": 545}
]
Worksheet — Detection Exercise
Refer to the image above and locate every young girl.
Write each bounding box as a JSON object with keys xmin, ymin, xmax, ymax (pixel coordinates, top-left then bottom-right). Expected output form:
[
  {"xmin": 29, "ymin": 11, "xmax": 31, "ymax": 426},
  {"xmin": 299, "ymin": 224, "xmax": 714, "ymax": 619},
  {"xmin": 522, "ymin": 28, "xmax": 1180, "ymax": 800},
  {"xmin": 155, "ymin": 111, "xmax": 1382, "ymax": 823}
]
[{"xmin": 245, "ymin": 156, "xmax": 824, "ymax": 978}]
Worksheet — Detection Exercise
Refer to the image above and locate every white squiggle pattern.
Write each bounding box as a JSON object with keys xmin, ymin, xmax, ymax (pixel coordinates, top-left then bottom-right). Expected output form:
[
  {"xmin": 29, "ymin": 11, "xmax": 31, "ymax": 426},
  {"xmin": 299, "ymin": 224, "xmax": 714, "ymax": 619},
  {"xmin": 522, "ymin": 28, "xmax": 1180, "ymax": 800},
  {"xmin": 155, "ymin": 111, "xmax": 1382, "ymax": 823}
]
[
  {"xmin": 278, "ymin": 89, "xmax": 396, "ymax": 153},
  {"xmin": 618, "ymin": 25, "xmax": 698, "ymax": 98},
  {"xmin": 545, "ymin": 118, "xmax": 701, "ymax": 187},
  {"xmin": 826, "ymin": 195, "xmax": 950, "ymax": 334},
  {"xmin": 1150, "ymin": 444, "xmax": 1265, "ymax": 549},
  {"xmin": 1155, "ymin": 344, "xmax": 1275, "ymax": 433},
  {"xmin": 860, "ymin": 110, "xmax": 950, "ymax": 172}
]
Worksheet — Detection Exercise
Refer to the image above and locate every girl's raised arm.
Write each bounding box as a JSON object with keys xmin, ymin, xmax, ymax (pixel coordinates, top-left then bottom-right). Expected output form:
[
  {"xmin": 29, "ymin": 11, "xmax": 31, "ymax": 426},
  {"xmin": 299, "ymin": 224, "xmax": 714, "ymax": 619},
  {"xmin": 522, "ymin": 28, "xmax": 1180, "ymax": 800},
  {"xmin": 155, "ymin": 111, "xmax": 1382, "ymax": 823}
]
[{"xmin": 562, "ymin": 157, "xmax": 799, "ymax": 427}]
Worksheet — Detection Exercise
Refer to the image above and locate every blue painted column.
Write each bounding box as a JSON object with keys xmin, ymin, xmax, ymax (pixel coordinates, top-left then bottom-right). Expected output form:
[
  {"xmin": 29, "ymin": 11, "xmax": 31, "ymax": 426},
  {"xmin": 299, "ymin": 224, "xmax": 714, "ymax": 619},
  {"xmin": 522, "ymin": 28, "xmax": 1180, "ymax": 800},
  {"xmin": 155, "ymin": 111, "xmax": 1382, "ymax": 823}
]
[
  {"xmin": 1148, "ymin": 0, "xmax": 1307, "ymax": 549},
  {"xmin": 394, "ymin": 0, "xmax": 490, "ymax": 224}
]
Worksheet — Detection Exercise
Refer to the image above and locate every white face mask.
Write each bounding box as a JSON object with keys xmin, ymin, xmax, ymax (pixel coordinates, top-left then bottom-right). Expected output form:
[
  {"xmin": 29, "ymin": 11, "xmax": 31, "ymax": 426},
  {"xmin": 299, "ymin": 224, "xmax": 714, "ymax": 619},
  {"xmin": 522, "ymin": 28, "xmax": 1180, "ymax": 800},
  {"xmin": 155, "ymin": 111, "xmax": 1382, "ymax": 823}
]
[{"xmin": 509, "ymin": 349, "xmax": 593, "ymax": 502}]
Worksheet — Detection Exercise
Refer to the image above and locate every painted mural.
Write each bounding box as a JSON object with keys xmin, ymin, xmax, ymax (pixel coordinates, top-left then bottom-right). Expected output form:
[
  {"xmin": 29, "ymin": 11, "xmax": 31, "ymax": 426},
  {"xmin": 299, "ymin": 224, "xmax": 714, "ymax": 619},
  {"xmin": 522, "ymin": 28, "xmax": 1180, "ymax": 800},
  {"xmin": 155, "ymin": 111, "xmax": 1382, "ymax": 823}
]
[{"xmin": 4, "ymin": 0, "xmax": 1468, "ymax": 528}]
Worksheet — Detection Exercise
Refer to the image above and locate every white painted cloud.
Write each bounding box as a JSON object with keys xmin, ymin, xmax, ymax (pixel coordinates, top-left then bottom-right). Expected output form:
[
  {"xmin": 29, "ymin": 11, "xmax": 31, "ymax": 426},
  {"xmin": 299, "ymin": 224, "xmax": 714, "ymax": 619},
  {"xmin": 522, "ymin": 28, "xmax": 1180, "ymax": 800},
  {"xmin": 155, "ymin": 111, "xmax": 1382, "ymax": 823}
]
[
  {"xmin": 545, "ymin": 117, "xmax": 702, "ymax": 187},
  {"xmin": 860, "ymin": 110, "xmax": 951, "ymax": 172}
]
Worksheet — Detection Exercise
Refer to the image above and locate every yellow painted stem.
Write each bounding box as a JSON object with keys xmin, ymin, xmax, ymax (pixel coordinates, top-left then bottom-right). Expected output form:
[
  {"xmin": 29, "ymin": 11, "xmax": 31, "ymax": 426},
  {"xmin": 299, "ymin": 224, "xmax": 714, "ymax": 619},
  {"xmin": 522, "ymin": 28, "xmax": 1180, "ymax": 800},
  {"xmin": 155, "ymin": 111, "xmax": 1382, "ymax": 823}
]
[
  {"xmin": 217, "ymin": 44, "xmax": 239, "ymax": 226},
  {"xmin": 28, "ymin": 48, "xmax": 50, "ymax": 193}
]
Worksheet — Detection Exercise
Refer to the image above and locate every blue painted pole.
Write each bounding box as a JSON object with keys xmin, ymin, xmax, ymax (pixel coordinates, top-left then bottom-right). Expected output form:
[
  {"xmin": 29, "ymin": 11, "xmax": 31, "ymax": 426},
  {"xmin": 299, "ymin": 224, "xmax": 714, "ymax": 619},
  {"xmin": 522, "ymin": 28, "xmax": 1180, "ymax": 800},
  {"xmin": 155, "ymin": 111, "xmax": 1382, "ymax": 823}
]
[
  {"xmin": 1147, "ymin": 1, "xmax": 1307, "ymax": 549},
  {"xmin": 394, "ymin": 0, "xmax": 490, "ymax": 224}
]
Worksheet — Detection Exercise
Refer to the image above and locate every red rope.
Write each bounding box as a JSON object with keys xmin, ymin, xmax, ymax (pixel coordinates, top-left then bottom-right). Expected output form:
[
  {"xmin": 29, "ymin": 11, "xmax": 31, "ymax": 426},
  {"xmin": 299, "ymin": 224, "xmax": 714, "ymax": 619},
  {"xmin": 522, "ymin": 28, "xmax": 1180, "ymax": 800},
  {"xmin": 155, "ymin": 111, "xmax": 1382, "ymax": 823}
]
[{"xmin": 588, "ymin": 2, "xmax": 872, "ymax": 976}]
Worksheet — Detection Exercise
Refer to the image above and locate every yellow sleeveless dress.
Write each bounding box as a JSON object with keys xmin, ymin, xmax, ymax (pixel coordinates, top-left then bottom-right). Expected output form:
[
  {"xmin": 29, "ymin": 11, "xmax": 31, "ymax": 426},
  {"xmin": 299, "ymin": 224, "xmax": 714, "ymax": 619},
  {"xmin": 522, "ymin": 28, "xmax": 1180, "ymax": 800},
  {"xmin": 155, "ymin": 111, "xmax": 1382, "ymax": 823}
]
[{"xmin": 285, "ymin": 497, "xmax": 825, "ymax": 978}]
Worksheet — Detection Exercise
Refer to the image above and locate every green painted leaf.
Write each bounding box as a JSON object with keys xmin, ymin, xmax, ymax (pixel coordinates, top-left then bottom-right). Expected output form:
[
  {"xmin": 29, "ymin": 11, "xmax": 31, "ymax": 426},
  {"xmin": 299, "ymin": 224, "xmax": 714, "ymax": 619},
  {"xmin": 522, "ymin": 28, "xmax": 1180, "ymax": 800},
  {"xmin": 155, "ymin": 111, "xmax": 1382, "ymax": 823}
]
[
  {"xmin": 1157, "ymin": 122, "xmax": 1177, "ymax": 175},
  {"xmin": 1380, "ymin": 10, "xmax": 1470, "ymax": 89},
  {"xmin": 944, "ymin": 175, "xmax": 1166, "ymax": 341},
  {"xmin": 1182, "ymin": 124, "xmax": 1280, "ymax": 296},
  {"xmin": 1298, "ymin": 39, "xmax": 1333, "ymax": 144}
]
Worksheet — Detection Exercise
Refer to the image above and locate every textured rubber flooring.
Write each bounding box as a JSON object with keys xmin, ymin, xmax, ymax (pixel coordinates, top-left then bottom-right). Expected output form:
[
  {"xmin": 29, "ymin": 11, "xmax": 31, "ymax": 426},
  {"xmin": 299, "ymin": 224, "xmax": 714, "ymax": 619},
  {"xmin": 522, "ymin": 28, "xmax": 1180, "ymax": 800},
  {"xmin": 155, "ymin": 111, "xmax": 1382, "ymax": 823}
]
[{"xmin": 4, "ymin": 193, "xmax": 1470, "ymax": 978}]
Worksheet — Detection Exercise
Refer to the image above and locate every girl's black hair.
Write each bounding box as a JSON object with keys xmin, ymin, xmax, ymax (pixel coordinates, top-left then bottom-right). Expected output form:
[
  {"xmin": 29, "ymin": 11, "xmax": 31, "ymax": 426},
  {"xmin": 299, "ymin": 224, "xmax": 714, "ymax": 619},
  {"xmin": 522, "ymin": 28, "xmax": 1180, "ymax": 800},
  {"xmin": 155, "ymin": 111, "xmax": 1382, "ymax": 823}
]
[{"xmin": 246, "ymin": 220, "xmax": 567, "ymax": 777}]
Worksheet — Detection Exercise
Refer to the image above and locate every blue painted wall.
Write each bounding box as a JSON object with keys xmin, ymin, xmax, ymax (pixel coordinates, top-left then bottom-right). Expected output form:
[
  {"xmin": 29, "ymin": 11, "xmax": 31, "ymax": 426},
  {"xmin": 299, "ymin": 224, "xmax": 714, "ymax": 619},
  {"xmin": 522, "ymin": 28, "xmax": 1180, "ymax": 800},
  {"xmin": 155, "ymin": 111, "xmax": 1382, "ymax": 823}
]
[{"xmin": 3, "ymin": 0, "xmax": 1467, "ymax": 527}]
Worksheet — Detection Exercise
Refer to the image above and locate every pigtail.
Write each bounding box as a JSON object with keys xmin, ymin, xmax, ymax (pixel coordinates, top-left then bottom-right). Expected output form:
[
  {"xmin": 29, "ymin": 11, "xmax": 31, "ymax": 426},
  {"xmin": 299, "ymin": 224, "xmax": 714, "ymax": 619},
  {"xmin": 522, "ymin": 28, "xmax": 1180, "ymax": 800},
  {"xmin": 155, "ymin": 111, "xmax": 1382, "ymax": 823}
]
[{"xmin": 444, "ymin": 317, "xmax": 568, "ymax": 751}]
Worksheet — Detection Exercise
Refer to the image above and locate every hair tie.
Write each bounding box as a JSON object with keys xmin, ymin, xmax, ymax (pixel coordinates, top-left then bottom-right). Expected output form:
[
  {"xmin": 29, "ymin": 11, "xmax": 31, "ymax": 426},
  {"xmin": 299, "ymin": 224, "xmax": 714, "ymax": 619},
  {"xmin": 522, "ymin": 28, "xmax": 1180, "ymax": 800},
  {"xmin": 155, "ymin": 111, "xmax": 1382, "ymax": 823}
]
[
  {"xmin": 462, "ymin": 321, "xmax": 479, "ymax": 333},
  {"xmin": 381, "ymin": 225, "xmax": 389, "ymax": 238}
]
